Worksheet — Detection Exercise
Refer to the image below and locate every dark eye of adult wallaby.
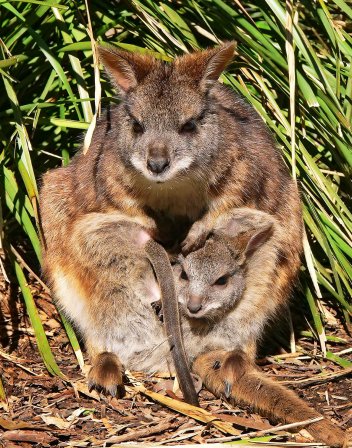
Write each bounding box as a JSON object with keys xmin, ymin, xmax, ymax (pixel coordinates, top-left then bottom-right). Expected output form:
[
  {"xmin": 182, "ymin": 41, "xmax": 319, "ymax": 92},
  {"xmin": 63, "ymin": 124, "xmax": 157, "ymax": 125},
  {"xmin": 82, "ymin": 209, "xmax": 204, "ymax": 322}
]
[
  {"xmin": 132, "ymin": 120, "xmax": 144, "ymax": 134},
  {"xmin": 179, "ymin": 119, "xmax": 197, "ymax": 134}
]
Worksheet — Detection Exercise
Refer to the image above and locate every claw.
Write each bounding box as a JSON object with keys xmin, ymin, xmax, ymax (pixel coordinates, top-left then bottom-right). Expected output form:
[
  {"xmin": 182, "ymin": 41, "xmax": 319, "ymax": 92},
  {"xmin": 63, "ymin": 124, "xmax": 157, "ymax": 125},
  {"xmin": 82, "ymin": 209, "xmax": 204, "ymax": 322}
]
[
  {"xmin": 213, "ymin": 360, "xmax": 221, "ymax": 370},
  {"xmin": 224, "ymin": 380, "xmax": 232, "ymax": 398},
  {"xmin": 191, "ymin": 373, "xmax": 203, "ymax": 394},
  {"xmin": 106, "ymin": 384, "xmax": 118, "ymax": 397}
]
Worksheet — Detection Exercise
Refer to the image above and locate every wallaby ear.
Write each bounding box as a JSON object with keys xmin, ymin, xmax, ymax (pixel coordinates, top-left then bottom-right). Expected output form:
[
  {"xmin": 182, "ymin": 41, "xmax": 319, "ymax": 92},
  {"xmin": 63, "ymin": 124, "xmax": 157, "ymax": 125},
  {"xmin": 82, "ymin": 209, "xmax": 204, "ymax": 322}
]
[
  {"xmin": 214, "ymin": 211, "xmax": 274, "ymax": 258},
  {"xmin": 175, "ymin": 42, "xmax": 235, "ymax": 88},
  {"xmin": 203, "ymin": 42, "xmax": 236, "ymax": 82},
  {"xmin": 244, "ymin": 223, "xmax": 274, "ymax": 258},
  {"xmin": 98, "ymin": 45, "xmax": 158, "ymax": 93}
]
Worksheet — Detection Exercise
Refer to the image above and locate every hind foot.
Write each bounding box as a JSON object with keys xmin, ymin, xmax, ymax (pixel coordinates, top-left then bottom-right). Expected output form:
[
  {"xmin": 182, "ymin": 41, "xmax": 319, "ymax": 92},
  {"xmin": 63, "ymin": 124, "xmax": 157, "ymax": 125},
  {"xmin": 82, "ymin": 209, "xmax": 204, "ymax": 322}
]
[
  {"xmin": 193, "ymin": 350, "xmax": 347, "ymax": 447},
  {"xmin": 307, "ymin": 419, "xmax": 347, "ymax": 448}
]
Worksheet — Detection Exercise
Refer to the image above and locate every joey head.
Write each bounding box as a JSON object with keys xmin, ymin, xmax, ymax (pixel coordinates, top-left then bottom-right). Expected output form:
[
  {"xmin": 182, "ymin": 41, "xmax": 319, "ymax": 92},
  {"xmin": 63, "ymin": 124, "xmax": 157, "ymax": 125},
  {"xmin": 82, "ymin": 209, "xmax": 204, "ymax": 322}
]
[{"xmin": 176, "ymin": 223, "xmax": 273, "ymax": 320}]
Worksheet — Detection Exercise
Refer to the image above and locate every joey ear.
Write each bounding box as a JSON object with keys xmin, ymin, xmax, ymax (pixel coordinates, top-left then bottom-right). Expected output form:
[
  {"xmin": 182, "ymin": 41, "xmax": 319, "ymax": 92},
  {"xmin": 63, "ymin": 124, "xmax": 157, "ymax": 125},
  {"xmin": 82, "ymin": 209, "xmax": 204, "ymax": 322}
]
[
  {"xmin": 244, "ymin": 223, "xmax": 274, "ymax": 258},
  {"xmin": 215, "ymin": 215, "xmax": 274, "ymax": 258},
  {"xmin": 98, "ymin": 45, "xmax": 158, "ymax": 93},
  {"xmin": 175, "ymin": 42, "xmax": 235, "ymax": 88}
]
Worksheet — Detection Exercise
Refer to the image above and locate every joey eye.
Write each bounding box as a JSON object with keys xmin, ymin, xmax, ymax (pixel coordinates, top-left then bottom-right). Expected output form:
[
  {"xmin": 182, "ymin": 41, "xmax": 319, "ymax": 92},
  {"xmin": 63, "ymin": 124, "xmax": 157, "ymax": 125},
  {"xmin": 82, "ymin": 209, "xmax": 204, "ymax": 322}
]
[
  {"xmin": 180, "ymin": 270, "xmax": 189, "ymax": 281},
  {"xmin": 132, "ymin": 120, "xmax": 144, "ymax": 134},
  {"xmin": 214, "ymin": 275, "xmax": 228, "ymax": 286},
  {"xmin": 180, "ymin": 119, "xmax": 197, "ymax": 134}
]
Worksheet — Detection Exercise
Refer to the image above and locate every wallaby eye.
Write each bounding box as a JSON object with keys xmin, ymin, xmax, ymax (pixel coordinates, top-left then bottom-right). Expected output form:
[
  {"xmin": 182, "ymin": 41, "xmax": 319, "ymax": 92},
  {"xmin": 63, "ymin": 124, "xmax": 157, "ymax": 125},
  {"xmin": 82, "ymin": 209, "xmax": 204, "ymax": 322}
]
[
  {"xmin": 214, "ymin": 275, "xmax": 228, "ymax": 286},
  {"xmin": 180, "ymin": 119, "xmax": 197, "ymax": 134},
  {"xmin": 132, "ymin": 120, "xmax": 144, "ymax": 134},
  {"xmin": 180, "ymin": 270, "xmax": 189, "ymax": 281}
]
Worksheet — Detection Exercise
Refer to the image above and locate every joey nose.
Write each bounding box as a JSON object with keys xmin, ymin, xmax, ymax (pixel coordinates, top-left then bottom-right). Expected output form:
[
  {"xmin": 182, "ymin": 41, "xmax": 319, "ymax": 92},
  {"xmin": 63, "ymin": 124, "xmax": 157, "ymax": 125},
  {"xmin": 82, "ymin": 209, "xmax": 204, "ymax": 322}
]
[
  {"xmin": 147, "ymin": 158, "xmax": 170, "ymax": 174},
  {"xmin": 187, "ymin": 297, "xmax": 203, "ymax": 314}
]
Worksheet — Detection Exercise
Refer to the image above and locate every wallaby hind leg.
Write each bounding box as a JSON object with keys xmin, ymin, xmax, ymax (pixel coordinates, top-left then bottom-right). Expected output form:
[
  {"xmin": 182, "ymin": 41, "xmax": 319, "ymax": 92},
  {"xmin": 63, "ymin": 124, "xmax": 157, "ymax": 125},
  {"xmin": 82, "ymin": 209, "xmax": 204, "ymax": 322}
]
[{"xmin": 193, "ymin": 349, "xmax": 347, "ymax": 447}]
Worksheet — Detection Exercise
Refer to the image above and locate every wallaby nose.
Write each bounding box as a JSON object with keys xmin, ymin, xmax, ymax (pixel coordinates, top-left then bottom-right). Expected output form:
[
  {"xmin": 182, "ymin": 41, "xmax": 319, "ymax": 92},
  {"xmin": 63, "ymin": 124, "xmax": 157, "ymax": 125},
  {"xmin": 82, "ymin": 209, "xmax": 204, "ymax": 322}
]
[
  {"xmin": 187, "ymin": 297, "xmax": 203, "ymax": 314},
  {"xmin": 147, "ymin": 141, "xmax": 170, "ymax": 175},
  {"xmin": 147, "ymin": 158, "xmax": 170, "ymax": 174}
]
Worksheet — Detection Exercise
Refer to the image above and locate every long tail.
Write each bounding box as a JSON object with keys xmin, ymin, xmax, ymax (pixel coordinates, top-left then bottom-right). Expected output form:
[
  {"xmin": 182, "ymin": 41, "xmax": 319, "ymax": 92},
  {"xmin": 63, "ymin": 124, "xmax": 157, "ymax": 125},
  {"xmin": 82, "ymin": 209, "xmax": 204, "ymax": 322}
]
[
  {"xmin": 192, "ymin": 350, "xmax": 347, "ymax": 447},
  {"xmin": 145, "ymin": 239, "xmax": 199, "ymax": 406}
]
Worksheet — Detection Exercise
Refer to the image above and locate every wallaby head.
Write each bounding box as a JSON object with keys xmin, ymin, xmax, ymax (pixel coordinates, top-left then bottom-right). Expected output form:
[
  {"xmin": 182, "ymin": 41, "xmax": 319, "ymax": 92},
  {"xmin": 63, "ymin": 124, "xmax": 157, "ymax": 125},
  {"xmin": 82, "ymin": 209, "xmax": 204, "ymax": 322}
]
[
  {"xmin": 98, "ymin": 43, "xmax": 235, "ymax": 186},
  {"xmin": 175, "ymin": 211, "xmax": 275, "ymax": 319}
]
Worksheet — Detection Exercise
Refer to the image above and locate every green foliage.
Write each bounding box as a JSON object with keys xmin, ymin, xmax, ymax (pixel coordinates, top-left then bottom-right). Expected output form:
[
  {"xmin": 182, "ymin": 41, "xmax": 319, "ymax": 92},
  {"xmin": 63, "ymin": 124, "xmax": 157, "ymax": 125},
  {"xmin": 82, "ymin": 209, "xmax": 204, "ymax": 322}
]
[{"xmin": 0, "ymin": 0, "xmax": 351, "ymax": 372}]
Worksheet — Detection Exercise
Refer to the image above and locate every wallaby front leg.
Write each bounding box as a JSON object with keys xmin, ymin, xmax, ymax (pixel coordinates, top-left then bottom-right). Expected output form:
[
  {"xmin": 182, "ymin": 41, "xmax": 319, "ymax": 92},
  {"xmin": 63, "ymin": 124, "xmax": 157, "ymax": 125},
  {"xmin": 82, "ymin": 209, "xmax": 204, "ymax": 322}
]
[{"xmin": 87, "ymin": 343, "xmax": 125, "ymax": 398}]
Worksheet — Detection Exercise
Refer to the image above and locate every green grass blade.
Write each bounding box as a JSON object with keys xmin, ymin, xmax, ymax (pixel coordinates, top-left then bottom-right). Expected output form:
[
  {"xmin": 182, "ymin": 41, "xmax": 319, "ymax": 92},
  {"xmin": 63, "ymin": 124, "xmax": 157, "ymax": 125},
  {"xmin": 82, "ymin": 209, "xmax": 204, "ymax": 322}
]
[
  {"xmin": 0, "ymin": 375, "xmax": 7, "ymax": 411},
  {"xmin": 1, "ymin": 167, "xmax": 41, "ymax": 262},
  {"xmin": 12, "ymin": 255, "xmax": 65, "ymax": 378},
  {"xmin": 303, "ymin": 281, "xmax": 326, "ymax": 352},
  {"xmin": 3, "ymin": 2, "xmax": 83, "ymax": 121},
  {"xmin": 59, "ymin": 312, "xmax": 84, "ymax": 369},
  {"xmin": 325, "ymin": 351, "xmax": 352, "ymax": 368}
]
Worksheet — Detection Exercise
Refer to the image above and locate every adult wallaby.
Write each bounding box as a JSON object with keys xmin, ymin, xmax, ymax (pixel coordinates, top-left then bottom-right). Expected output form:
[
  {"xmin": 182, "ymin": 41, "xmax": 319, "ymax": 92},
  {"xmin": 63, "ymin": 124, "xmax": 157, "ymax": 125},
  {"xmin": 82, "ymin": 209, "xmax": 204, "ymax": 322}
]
[{"xmin": 40, "ymin": 43, "xmax": 302, "ymax": 400}]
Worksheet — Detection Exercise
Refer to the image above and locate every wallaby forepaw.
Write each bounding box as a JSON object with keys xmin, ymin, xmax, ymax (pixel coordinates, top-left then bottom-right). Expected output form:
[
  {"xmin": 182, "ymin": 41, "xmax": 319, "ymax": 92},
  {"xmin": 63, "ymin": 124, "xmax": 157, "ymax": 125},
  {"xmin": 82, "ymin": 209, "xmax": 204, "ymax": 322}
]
[
  {"xmin": 192, "ymin": 350, "xmax": 228, "ymax": 396},
  {"xmin": 88, "ymin": 352, "xmax": 125, "ymax": 397},
  {"xmin": 181, "ymin": 220, "xmax": 209, "ymax": 255},
  {"xmin": 192, "ymin": 349, "xmax": 251, "ymax": 399}
]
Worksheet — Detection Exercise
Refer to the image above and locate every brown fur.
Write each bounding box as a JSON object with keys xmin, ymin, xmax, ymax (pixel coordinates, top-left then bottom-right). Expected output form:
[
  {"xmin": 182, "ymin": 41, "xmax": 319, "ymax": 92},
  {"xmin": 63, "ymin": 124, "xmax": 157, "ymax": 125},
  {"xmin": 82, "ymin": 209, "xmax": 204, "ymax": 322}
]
[
  {"xmin": 40, "ymin": 44, "xmax": 302, "ymax": 395},
  {"xmin": 193, "ymin": 350, "xmax": 346, "ymax": 447}
]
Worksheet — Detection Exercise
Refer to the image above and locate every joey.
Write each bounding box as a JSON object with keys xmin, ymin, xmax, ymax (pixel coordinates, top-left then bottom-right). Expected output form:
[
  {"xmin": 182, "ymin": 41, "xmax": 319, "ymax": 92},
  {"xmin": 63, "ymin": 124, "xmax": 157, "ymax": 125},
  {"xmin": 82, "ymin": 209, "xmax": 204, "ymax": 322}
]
[
  {"xmin": 174, "ymin": 208, "xmax": 277, "ymax": 359},
  {"xmin": 174, "ymin": 208, "xmax": 347, "ymax": 447}
]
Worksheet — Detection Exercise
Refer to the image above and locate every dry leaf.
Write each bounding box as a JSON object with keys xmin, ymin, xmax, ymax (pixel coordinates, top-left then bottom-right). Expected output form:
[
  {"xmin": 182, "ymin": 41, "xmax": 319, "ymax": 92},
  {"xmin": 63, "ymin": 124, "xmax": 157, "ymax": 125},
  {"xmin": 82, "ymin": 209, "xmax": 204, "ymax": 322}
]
[
  {"xmin": 0, "ymin": 417, "xmax": 47, "ymax": 431},
  {"xmin": 2, "ymin": 430, "xmax": 56, "ymax": 444},
  {"xmin": 40, "ymin": 414, "xmax": 71, "ymax": 430},
  {"xmin": 67, "ymin": 407, "xmax": 90, "ymax": 421}
]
